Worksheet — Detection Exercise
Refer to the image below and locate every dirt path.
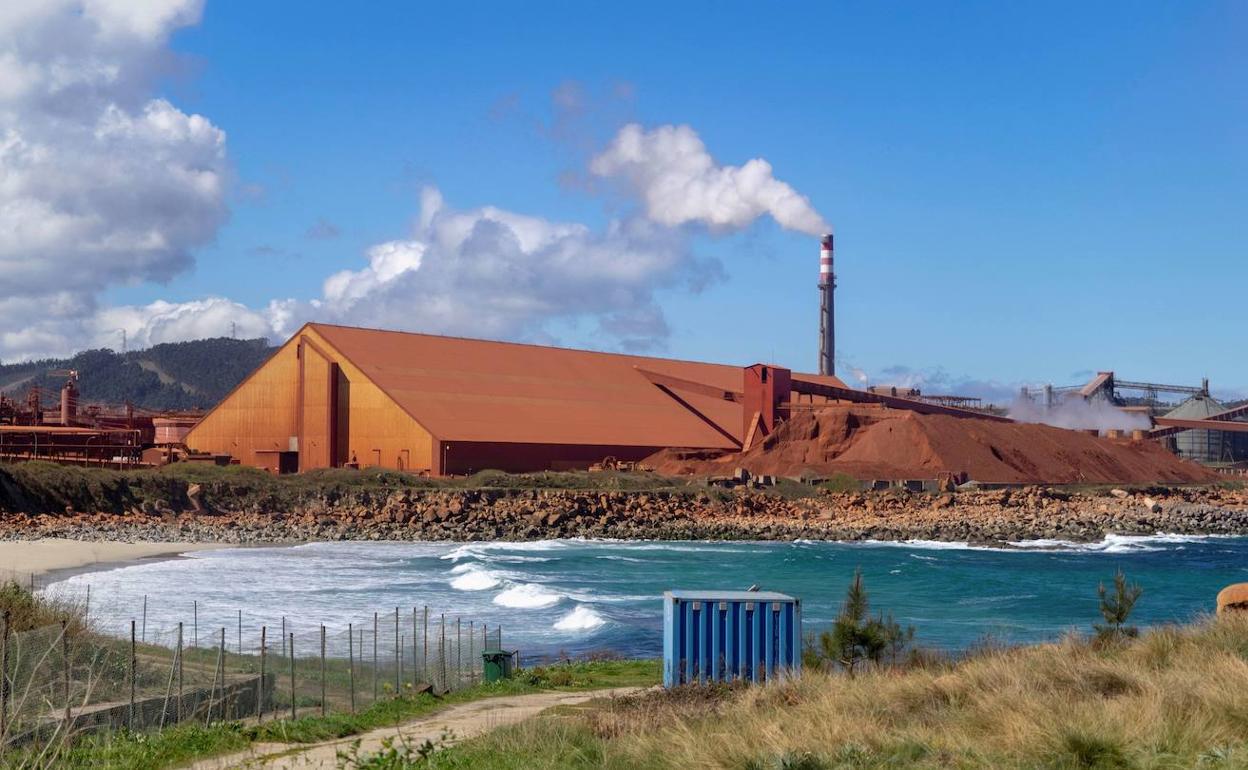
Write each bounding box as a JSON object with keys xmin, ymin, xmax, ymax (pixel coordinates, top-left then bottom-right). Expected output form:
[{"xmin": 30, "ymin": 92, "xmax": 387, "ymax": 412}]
[{"xmin": 186, "ymin": 687, "xmax": 642, "ymax": 769}]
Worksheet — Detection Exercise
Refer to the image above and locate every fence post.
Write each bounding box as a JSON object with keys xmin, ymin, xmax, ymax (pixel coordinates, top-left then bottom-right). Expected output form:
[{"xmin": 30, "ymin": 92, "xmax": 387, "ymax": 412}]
[
  {"xmin": 394, "ymin": 607, "xmax": 400, "ymax": 697},
  {"xmin": 129, "ymin": 619, "xmax": 137, "ymax": 731},
  {"xmin": 439, "ymin": 614, "xmax": 446, "ymax": 692},
  {"xmin": 193, "ymin": 600, "xmax": 198, "ymax": 649},
  {"xmin": 238, "ymin": 610, "xmax": 242, "ymax": 655},
  {"xmin": 422, "ymin": 606, "xmax": 429, "ymax": 685},
  {"xmin": 372, "ymin": 612, "xmax": 378, "ymax": 703},
  {"xmin": 1, "ymin": 610, "xmax": 10, "ymax": 744},
  {"xmin": 258, "ymin": 625, "xmax": 266, "ymax": 722},
  {"xmin": 348, "ymin": 622, "xmax": 356, "ymax": 714},
  {"xmin": 289, "ymin": 632, "xmax": 296, "ymax": 722},
  {"xmin": 219, "ymin": 628, "xmax": 227, "ymax": 721},
  {"xmin": 206, "ymin": 629, "xmax": 222, "ymax": 725},
  {"xmin": 177, "ymin": 622, "xmax": 184, "ymax": 724},
  {"xmin": 320, "ymin": 625, "xmax": 326, "ymax": 717},
  {"xmin": 469, "ymin": 621, "xmax": 474, "ymax": 684},
  {"xmin": 456, "ymin": 617, "xmax": 462, "ymax": 689},
  {"xmin": 160, "ymin": 629, "xmax": 176, "ymax": 730},
  {"xmin": 61, "ymin": 620, "xmax": 70, "ymax": 729},
  {"xmin": 142, "ymin": 595, "xmax": 147, "ymax": 643},
  {"xmin": 411, "ymin": 607, "xmax": 418, "ymax": 690}
]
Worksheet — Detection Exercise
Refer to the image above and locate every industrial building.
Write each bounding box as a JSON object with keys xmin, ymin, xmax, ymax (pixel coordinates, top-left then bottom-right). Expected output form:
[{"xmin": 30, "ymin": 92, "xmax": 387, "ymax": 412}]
[
  {"xmin": 183, "ymin": 323, "xmax": 861, "ymax": 475},
  {"xmin": 181, "ymin": 236, "xmax": 1022, "ymax": 476},
  {"xmin": 1022, "ymin": 372, "xmax": 1248, "ymax": 467}
]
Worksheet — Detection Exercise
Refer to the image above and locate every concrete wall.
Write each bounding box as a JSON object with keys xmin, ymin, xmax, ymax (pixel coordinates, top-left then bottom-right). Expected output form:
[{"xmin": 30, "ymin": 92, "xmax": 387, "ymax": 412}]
[{"xmin": 10, "ymin": 674, "xmax": 274, "ymax": 747}]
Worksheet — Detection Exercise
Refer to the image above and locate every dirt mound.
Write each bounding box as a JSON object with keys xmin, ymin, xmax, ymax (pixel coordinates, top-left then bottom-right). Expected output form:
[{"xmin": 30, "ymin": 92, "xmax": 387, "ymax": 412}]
[{"xmin": 644, "ymin": 407, "xmax": 1217, "ymax": 484}]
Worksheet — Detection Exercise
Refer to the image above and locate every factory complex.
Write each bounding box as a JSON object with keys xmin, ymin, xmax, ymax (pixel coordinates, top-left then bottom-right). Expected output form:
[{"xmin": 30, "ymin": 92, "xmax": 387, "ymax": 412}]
[
  {"xmin": 183, "ymin": 321, "xmax": 906, "ymax": 475},
  {"xmin": 2, "ymin": 235, "xmax": 1245, "ymax": 483}
]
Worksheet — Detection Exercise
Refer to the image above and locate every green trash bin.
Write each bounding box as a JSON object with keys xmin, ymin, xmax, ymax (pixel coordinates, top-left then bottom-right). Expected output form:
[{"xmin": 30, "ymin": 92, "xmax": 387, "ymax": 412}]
[{"xmin": 482, "ymin": 649, "xmax": 515, "ymax": 683}]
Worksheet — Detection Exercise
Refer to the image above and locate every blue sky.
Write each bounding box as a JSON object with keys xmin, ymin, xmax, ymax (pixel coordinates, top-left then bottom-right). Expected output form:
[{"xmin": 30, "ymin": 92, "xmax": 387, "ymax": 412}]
[{"xmin": 10, "ymin": 1, "xmax": 1245, "ymax": 399}]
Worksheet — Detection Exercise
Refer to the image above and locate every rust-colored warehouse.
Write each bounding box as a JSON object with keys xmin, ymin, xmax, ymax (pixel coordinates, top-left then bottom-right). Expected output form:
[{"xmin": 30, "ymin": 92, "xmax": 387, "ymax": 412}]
[{"xmin": 184, "ymin": 323, "xmax": 849, "ymax": 475}]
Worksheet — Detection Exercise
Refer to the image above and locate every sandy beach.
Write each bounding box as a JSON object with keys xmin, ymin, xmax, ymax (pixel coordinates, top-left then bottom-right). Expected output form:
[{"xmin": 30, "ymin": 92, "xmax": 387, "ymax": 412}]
[{"xmin": 0, "ymin": 538, "xmax": 221, "ymax": 582}]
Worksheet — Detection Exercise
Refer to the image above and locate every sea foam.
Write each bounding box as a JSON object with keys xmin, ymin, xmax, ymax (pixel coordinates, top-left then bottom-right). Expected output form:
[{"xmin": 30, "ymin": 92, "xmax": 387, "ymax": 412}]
[
  {"xmin": 554, "ymin": 605, "xmax": 606, "ymax": 631},
  {"xmin": 449, "ymin": 569, "xmax": 501, "ymax": 591},
  {"xmin": 493, "ymin": 583, "xmax": 561, "ymax": 609}
]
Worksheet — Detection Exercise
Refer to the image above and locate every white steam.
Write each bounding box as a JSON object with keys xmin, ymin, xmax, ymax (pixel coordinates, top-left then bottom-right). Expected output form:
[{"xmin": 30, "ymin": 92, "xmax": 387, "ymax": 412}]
[{"xmin": 1008, "ymin": 396, "xmax": 1151, "ymax": 432}]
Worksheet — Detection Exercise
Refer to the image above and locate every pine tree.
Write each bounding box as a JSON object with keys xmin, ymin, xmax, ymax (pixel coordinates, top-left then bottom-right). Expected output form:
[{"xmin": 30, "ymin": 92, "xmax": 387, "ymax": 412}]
[
  {"xmin": 1095, "ymin": 569, "xmax": 1143, "ymax": 643},
  {"xmin": 830, "ymin": 569, "xmax": 886, "ymax": 676}
]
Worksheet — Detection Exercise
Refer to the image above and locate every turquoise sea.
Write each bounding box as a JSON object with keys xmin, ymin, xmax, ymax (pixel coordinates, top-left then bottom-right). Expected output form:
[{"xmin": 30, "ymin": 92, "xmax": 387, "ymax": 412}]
[{"xmin": 46, "ymin": 535, "xmax": 1248, "ymax": 659}]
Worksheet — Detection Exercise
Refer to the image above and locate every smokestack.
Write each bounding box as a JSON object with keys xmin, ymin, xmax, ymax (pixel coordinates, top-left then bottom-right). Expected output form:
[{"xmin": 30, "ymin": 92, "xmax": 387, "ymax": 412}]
[
  {"xmin": 818, "ymin": 233, "xmax": 835, "ymax": 376},
  {"xmin": 60, "ymin": 380, "xmax": 77, "ymax": 426}
]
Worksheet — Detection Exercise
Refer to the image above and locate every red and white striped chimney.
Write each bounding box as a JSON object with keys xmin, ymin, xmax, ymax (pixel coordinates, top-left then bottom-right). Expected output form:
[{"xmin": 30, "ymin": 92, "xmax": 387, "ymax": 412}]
[{"xmin": 818, "ymin": 233, "xmax": 835, "ymax": 376}]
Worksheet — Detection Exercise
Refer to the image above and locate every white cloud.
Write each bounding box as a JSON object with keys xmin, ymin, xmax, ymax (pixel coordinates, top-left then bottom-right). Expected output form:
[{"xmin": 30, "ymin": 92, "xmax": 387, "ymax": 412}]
[
  {"xmin": 0, "ymin": 0, "xmax": 229, "ymax": 359},
  {"xmin": 590, "ymin": 123, "xmax": 829, "ymax": 236},
  {"xmin": 0, "ymin": 296, "xmax": 285, "ymax": 361},
  {"xmin": 302, "ymin": 186, "xmax": 709, "ymax": 350},
  {"xmin": 96, "ymin": 297, "xmax": 285, "ymax": 350},
  {"xmin": 0, "ymin": 18, "xmax": 825, "ymax": 368}
]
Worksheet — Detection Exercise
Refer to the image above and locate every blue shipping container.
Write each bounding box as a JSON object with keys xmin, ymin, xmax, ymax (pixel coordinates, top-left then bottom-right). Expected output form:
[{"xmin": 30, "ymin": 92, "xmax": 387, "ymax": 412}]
[{"xmin": 662, "ymin": 590, "xmax": 801, "ymax": 688}]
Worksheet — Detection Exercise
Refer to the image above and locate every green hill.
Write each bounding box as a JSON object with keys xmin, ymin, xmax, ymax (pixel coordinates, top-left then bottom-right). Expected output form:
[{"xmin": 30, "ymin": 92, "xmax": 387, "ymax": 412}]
[{"xmin": 0, "ymin": 337, "xmax": 275, "ymax": 411}]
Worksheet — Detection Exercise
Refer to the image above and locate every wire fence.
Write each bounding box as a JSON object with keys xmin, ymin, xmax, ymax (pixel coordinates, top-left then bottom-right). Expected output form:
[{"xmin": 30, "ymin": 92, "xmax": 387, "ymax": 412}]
[{"xmin": 0, "ymin": 599, "xmax": 511, "ymax": 751}]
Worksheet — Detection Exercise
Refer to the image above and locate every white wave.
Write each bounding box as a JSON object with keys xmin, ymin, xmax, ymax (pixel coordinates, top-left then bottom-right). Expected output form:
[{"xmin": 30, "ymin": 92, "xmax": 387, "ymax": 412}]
[
  {"xmin": 909, "ymin": 554, "xmax": 938, "ymax": 562},
  {"xmin": 956, "ymin": 593, "xmax": 1039, "ymax": 606},
  {"xmin": 441, "ymin": 540, "xmax": 567, "ymax": 562},
  {"xmin": 493, "ymin": 583, "xmax": 562, "ymax": 609},
  {"xmin": 594, "ymin": 555, "xmax": 644, "ymax": 563},
  {"xmin": 859, "ymin": 532, "xmax": 1235, "ymax": 555},
  {"xmin": 553, "ymin": 605, "xmax": 606, "ymax": 631},
  {"xmin": 1007, "ymin": 533, "xmax": 1233, "ymax": 554},
  {"xmin": 864, "ymin": 539, "xmax": 984, "ymax": 551},
  {"xmin": 449, "ymin": 569, "xmax": 501, "ymax": 591}
]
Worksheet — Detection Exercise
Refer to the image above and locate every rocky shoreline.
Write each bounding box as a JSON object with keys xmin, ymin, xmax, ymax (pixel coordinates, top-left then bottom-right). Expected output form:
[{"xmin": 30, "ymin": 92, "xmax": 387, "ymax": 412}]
[{"xmin": 3, "ymin": 483, "xmax": 1247, "ymax": 546}]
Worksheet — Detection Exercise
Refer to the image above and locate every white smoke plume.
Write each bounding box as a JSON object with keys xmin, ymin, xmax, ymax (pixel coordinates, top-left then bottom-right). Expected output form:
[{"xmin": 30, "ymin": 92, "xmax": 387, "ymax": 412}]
[
  {"xmin": 1008, "ymin": 396, "xmax": 1151, "ymax": 432},
  {"xmin": 590, "ymin": 123, "xmax": 830, "ymax": 236}
]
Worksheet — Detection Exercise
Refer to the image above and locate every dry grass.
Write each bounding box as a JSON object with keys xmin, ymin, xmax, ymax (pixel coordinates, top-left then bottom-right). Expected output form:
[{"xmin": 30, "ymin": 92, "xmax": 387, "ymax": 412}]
[{"xmin": 433, "ymin": 616, "xmax": 1248, "ymax": 769}]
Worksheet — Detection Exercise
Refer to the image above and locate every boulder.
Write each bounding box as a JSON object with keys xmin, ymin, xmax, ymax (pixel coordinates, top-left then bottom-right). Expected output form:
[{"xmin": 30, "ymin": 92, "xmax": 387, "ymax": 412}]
[{"xmin": 1216, "ymin": 583, "xmax": 1248, "ymax": 615}]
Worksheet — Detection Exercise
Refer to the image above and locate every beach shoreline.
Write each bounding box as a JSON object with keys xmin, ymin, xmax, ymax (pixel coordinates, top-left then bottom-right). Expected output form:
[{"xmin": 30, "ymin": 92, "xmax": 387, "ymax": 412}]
[{"xmin": 0, "ymin": 538, "xmax": 224, "ymax": 585}]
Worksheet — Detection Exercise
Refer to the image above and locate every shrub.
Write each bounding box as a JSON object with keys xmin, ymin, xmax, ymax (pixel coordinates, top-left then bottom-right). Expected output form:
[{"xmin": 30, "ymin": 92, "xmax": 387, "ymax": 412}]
[
  {"xmin": 803, "ymin": 569, "xmax": 916, "ymax": 677},
  {"xmin": 0, "ymin": 580, "xmax": 86, "ymax": 634},
  {"xmin": 1095, "ymin": 570, "xmax": 1143, "ymax": 645}
]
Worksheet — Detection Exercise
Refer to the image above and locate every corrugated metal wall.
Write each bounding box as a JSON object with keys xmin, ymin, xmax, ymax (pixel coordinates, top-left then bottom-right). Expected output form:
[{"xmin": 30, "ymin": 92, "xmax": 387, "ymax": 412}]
[{"xmin": 186, "ymin": 328, "xmax": 435, "ymax": 473}]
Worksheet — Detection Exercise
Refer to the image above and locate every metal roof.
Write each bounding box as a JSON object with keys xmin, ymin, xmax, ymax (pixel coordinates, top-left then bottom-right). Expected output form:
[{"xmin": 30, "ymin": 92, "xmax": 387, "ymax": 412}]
[
  {"xmin": 664, "ymin": 590, "xmax": 797, "ymax": 602},
  {"xmin": 309, "ymin": 324, "xmax": 846, "ymax": 449},
  {"xmin": 1164, "ymin": 394, "xmax": 1226, "ymax": 420}
]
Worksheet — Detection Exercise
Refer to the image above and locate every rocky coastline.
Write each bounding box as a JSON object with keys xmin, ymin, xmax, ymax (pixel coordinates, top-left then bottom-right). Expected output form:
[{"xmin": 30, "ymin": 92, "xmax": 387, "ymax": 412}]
[{"xmin": 3, "ymin": 482, "xmax": 1247, "ymax": 547}]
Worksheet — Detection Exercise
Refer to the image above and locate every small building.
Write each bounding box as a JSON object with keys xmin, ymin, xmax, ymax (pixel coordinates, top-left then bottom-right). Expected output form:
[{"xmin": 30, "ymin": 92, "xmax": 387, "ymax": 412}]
[{"xmin": 184, "ymin": 323, "xmax": 847, "ymax": 475}]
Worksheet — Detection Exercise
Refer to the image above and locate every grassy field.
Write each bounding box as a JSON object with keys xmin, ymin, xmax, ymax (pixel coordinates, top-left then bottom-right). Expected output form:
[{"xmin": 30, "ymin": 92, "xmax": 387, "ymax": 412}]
[
  {"xmin": 0, "ymin": 660, "xmax": 660, "ymax": 770},
  {"xmin": 363, "ymin": 616, "xmax": 1248, "ymax": 770}
]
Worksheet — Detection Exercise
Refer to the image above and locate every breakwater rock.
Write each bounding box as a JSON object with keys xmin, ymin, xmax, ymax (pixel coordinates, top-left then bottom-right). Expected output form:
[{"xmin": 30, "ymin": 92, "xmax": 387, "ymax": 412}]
[{"xmin": 3, "ymin": 477, "xmax": 1248, "ymax": 546}]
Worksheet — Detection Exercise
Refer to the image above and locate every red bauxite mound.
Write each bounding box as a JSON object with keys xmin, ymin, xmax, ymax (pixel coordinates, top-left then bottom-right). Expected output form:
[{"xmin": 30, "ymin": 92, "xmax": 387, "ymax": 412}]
[{"xmin": 645, "ymin": 406, "xmax": 1217, "ymax": 484}]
